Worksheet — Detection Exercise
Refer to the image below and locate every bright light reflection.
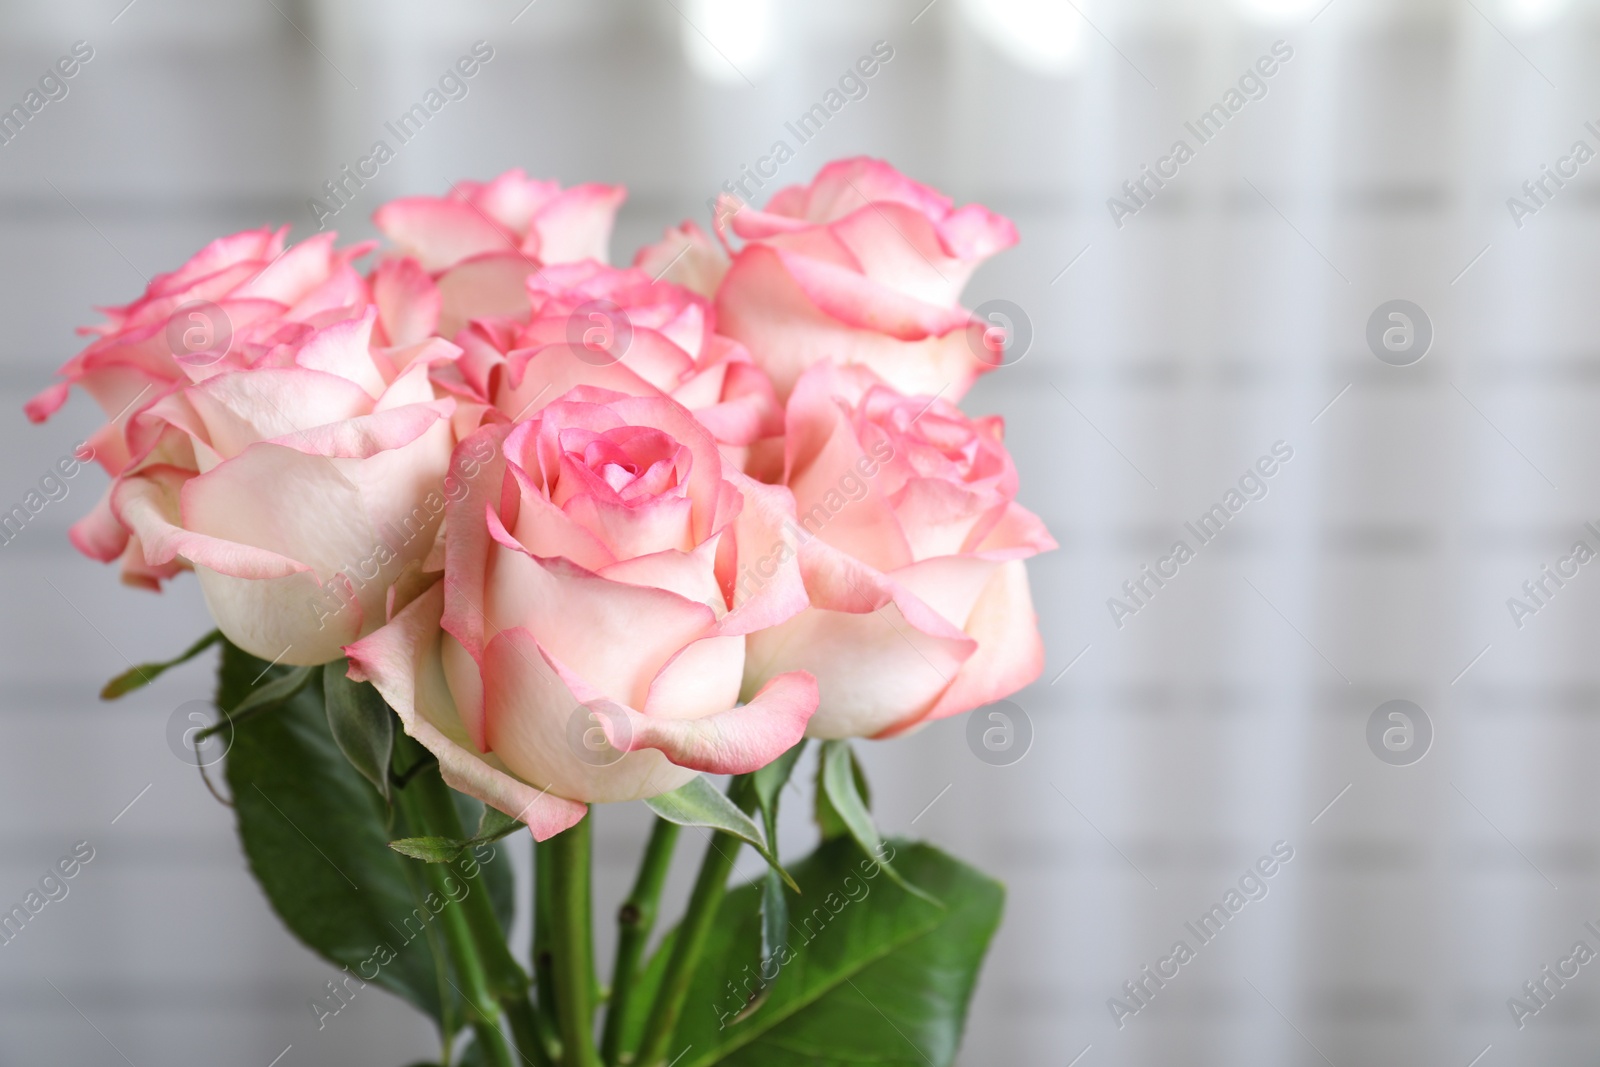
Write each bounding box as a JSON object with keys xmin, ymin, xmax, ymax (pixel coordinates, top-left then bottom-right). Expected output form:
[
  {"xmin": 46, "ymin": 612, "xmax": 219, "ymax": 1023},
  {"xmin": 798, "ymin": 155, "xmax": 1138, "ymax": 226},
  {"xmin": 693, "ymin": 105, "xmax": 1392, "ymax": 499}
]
[
  {"xmin": 958, "ymin": 0, "xmax": 1084, "ymax": 77},
  {"xmin": 681, "ymin": 0, "xmax": 775, "ymax": 85}
]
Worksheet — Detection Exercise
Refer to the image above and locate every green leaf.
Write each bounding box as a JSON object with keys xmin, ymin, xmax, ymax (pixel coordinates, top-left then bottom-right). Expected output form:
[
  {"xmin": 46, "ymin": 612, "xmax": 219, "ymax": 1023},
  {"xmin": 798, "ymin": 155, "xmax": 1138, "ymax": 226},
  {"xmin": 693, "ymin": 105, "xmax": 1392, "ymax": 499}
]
[
  {"xmin": 100, "ymin": 629, "xmax": 221, "ymax": 699},
  {"xmin": 749, "ymin": 741, "xmax": 805, "ymax": 984},
  {"xmin": 221, "ymin": 639, "xmax": 482, "ymax": 1032},
  {"xmin": 323, "ymin": 661, "xmax": 395, "ymax": 803},
  {"xmin": 645, "ymin": 778, "xmax": 798, "ymax": 893},
  {"xmin": 818, "ymin": 742, "xmax": 876, "ymax": 852},
  {"xmin": 812, "ymin": 741, "xmax": 869, "ymax": 842},
  {"xmin": 818, "ymin": 741, "xmax": 939, "ymax": 906},
  {"xmin": 749, "ymin": 741, "xmax": 805, "ymax": 834},
  {"xmin": 474, "ymin": 802, "xmax": 525, "ymax": 844},
  {"xmin": 231, "ymin": 662, "xmax": 316, "ymax": 714},
  {"xmin": 200, "ymin": 663, "xmax": 317, "ymax": 743},
  {"xmin": 388, "ymin": 802, "xmax": 527, "ymax": 865},
  {"xmin": 757, "ymin": 867, "xmax": 786, "ymax": 1003},
  {"xmin": 387, "ymin": 836, "xmax": 465, "ymax": 863},
  {"xmin": 624, "ymin": 837, "xmax": 1003, "ymax": 1067}
]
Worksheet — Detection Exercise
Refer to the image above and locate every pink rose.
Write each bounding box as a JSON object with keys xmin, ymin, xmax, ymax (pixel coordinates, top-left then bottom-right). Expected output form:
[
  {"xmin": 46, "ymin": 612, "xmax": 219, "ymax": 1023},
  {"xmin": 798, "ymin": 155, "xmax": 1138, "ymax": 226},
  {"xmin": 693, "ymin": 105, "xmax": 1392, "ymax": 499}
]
[
  {"xmin": 713, "ymin": 157, "xmax": 1019, "ymax": 400},
  {"xmin": 744, "ymin": 362, "xmax": 1054, "ymax": 739},
  {"xmin": 108, "ymin": 311, "xmax": 460, "ymax": 664},
  {"xmin": 446, "ymin": 261, "xmax": 780, "ymax": 459},
  {"xmin": 345, "ymin": 387, "xmax": 818, "ymax": 838},
  {"xmin": 632, "ymin": 219, "xmax": 728, "ymax": 299},
  {"xmin": 26, "ymin": 227, "xmax": 373, "ymax": 471},
  {"xmin": 374, "ymin": 170, "xmax": 626, "ymax": 273},
  {"xmin": 372, "ymin": 170, "xmax": 626, "ymax": 341},
  {"xmin": 18, "ymin": 227, "xmax": 456, "ymax": 587}
]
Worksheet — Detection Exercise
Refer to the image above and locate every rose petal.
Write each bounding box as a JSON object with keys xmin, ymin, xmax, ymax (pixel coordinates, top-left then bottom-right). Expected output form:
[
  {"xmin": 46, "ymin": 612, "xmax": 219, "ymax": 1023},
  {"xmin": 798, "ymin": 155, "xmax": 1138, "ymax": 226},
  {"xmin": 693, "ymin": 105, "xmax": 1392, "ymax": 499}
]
[
  {"xmin": 374, "ymin": 197, "xmax": 514, "ymax": 272},
  {"xmin": 894, "ymin": 558, "xmax": 1044, "ymax": 732},
  {"xmin": 441, "ymin": 425, "xmax": 515, "ymax": 673},
  {"xmin": 631, "ymin": 220, "xmax": 728, "ymax": 298},
  {"xmin": 482, "ymin": 532, "xmax": 717, "ymax": 712},
  {"xmin": 639, "ymin": 632, "xmax": 743, "ymax": 717},
  {"xmin": 598, "ymin": 542, "xmax": 723, "ymax": 613},
  {"xmin": 717, "ymin": 245, "xmax": 984, "ymax": 400},
  {"xmin": 783, "ymin": 365, "xmax": 911, "ymax": 573},
  {"xmin": 186, "ymin": 368, "xmax": 374, "ymax": 459},
  {"xmin": 372, "ymin": 257, "xmax": 441, "ymax": 346},
  {"xmin": 743, "ymin": 537, "xmax": 975, "ymax": 739},
  {"xmin": 498, "ymin": 344, "xmax": 661, "ymax": 421},
  {"xmin": 602, "ymin": 669, "xmax": 817, "ymax": 775},
  {"xmin": 972, "ymin": 500, "xmax": 1059, "ymax": 559},
  {"xmin": 263, "ymin": 402, "xmax": 452, "ymax": 460},
  {"xmin": 715, "ymin": 471, "xmax": 809, "ymax": 636},
  {"xmin": 437, "ymin": 253, "xmax": 543, "ymax": 341},
  {"xmin": 482, "ymin": 627, "xmax": 699, "ymax": 803},
  {"xmin": 67, "ymin": 485, "xmax": 127, "ymax": 563},
  {"xmin": 114, "ymin": 465, "xmax": 310, "ymax": 581},
  {"xmin": 346, "ymin": 583, "xmax": 589, "ymax": 840},
  {"xmin": 293, "ymin": 311, "xmax": 386, "ymax": 399},
  {"xmin": 117, "ymin": 534, "xmax": 185, "ymax": 591},
  {"xmin": 531, "ymin": 183, "xmax": 626, "ymax": 264},
  {"xmin": 767, "ymin": 246, "xmax": 971, "ymax": 340},
  {"xmin": 114, "ymin": 466, "xmax": 364, "ymax": 663},
  {"xmin": 24, "ymin": 381, "xmax": 71, "ymax": 424},
  {"xmin": 889, "ymin": 476, "xmax": 997, "ymax": 561},
  {"xmin": 179, "ymin": 444, "xmax": 373, "ymax": 579}
]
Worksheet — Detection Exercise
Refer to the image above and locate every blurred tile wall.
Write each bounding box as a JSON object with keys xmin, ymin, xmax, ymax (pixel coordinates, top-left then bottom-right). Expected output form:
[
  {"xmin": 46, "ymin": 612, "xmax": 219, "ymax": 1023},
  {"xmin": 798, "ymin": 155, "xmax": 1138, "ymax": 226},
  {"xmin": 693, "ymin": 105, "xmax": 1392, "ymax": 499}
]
[{"xmin": 3, "ymin": 1, "xmax": 1600, "ymax": 1063}]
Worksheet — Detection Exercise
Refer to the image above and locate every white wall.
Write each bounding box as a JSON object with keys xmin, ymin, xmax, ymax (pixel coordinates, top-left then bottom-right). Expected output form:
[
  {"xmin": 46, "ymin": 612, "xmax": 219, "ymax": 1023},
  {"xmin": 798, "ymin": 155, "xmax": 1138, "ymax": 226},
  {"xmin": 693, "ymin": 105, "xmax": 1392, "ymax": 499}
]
[{"xmin": 3, "ymin": 1, "xmax": 1600, "ymax": 1063}]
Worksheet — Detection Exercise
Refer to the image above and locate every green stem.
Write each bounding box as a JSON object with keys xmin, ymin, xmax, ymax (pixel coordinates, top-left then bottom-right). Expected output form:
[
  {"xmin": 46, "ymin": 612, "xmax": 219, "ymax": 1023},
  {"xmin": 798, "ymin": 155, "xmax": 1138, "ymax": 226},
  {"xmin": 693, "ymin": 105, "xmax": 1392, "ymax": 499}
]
[
  {"xmin": 634, "ymin": 829, "xmax": 741, "ymax": 1067},
  {"xmin": 532, "ymin": 842, "xmax": 564, "ymax": 1063},
  {"xmin": 548, "ymin": 816, "xmax": 603, "ymax": 1067},
  {"xmin": 406, "ymin": 854, "xmax": 458, "ymax": 1064},
  {"xmin": 600, "ymin": 819, "xmax": 681, "ymax": 1066},
  {"xmin": 432, "ymin": 863, "xmax": 516, "ymax": 1067},
  {"xmin": 404, "ymin": 766, "xmax": 528, "ymax": 1001},
  {"xmin": 502, "ymin": 995, "xmax": 556, "ymax": 1067},
  {"xmin": 393, "ymin": 774, "xmax": 516, "ymax": 1067}
]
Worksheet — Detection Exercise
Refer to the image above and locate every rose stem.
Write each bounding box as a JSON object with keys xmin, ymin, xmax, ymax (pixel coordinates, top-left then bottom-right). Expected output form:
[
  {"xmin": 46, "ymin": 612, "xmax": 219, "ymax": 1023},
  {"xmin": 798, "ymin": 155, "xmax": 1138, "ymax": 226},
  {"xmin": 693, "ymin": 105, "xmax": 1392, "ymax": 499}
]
[
  {"xmin": 502, "ymin": 996, "xmax": 556, "ymax": 1067},
  {"xmin": 401, "ymin": 756, "xmax": 553, "ymax": 1066},
  {"xmin": 633, "ymin": 817, "xmax": 744, "ymax": 1067},
  {"xmin": 548, "ymin": 815, "xmax": 604, "ymax": 1067},
  {"xmin": 599, "ymin": 818, "xmax": 681, "ymax": 1065},
  {"xmin": 402, "ymin": 756, "xmax": 529, "ymax": 1001},
  {"xmin": 412, "ymin": 767, "xmax": 550, "ymax": 1067},
  {"xmin": 532, "ymin": 841, "xmax": 564, "ymax": 1059},
  {"xmin": 392, "ymin": 753, "xmax": 516, "ymax": 1067}
]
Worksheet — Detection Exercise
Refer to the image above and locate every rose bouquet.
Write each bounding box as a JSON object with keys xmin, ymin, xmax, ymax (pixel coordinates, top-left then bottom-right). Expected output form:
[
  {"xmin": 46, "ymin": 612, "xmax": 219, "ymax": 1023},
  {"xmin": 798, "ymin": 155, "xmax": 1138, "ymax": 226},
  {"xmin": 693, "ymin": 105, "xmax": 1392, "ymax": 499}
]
[{"xmin": 30, "ymin": 158, "xmax": 1052, "ymax": 1067}]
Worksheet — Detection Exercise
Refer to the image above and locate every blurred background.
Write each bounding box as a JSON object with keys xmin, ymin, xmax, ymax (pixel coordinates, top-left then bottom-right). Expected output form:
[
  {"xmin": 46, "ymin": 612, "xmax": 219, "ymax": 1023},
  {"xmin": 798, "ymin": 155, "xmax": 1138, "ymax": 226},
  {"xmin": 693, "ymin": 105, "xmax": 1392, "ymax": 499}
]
[{"xmin": 3, "ymin": 0, "xmax": 1600, "ymax": 1063}]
